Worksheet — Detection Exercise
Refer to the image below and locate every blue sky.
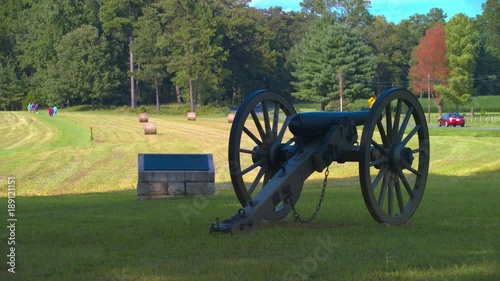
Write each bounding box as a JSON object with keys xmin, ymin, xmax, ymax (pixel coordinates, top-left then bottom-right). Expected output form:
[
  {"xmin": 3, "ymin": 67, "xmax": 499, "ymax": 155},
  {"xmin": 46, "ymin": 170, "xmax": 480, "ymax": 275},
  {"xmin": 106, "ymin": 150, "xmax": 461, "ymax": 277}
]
[{"xmin": 249, "ymin": 0, "xmax": 485, "ymax": 23}]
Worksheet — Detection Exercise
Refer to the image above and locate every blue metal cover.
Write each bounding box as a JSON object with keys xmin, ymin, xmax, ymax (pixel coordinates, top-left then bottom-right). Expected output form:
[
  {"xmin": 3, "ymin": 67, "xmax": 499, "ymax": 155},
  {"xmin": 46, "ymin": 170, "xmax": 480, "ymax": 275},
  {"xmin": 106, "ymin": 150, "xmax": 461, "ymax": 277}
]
[{"xmin": 143, "ymin": 154, "xmax": 209, "ymax": 171}]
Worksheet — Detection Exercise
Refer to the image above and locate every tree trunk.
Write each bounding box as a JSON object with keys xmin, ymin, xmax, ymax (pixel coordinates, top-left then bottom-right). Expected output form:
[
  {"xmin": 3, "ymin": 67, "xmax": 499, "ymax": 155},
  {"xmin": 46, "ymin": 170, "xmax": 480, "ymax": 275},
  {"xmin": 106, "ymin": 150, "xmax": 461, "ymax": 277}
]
[
  {"xmin": 232, "ymin": 83, "xmax": 237, "ymax": 104},
  {"xmin": 155, "ymin": 78, "xmax": 160, "ymax": 112},
  {"xmin": 175, "ymin": 85, "xmax": 181, "ymax": 103},
  {"xmin": 189, "ymin": 64, "xmax": 194, "ymax": 113},
  {"xmin": 339, "ymin": 72, "xmax": 344, "ymax": 112},
  {"xmin": 129, "ymin": 35, "xmax": 136, "ymax": 109},
  {"xmin": 435, "ymin": 98, "xmax": 443, "ymax": 117}
]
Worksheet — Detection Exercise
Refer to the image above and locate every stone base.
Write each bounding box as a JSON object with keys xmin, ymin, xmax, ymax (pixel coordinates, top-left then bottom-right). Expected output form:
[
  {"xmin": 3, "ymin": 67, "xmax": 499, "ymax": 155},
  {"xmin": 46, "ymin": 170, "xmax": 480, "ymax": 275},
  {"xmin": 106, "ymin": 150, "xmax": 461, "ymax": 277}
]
[
  {"xmin": 137, "ymin": 182, "xmax": 215, "ymax": 200},
  {"xmin": 137, "ymin": 154, "xmax": 215, "ymax": 199}
]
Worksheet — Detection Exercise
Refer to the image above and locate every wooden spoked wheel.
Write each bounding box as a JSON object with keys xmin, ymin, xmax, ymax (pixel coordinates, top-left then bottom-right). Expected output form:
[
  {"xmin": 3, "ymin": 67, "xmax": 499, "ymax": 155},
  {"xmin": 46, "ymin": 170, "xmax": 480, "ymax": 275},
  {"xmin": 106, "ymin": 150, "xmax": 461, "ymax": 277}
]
[
  {"xmin": 228, "ymin": 90, "xmax": 298, "ymax": 220},
  {"xmin": 359, "ymin": 88, "xmax": 430, "ymax": 225}
]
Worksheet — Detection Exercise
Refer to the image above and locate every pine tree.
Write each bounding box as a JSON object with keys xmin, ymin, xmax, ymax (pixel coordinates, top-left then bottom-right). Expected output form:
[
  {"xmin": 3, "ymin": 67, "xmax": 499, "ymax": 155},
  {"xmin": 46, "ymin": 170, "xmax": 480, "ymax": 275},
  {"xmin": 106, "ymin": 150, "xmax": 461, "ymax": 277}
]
[{"xmin": 290, "ymin": 18, "xmax": 375, "ymax": 111}]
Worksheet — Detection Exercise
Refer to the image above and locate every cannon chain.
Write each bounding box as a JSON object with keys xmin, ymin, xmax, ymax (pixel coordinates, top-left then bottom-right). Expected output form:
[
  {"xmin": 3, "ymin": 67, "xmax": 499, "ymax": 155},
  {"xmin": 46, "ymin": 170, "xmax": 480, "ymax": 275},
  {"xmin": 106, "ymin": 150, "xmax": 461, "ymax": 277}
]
[
  {"xmin": 289, "ymin": 166, "xmax": 329, "ymax": 223},
  {"xmin": 210, "ymin": 88, "xmax": 430, "ymax": 234}
]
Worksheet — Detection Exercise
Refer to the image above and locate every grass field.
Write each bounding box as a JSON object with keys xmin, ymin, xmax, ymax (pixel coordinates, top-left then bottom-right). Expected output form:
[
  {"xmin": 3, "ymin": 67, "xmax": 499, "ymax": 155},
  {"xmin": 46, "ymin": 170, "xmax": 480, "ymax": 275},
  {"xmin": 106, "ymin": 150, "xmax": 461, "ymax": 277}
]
[{"xmin": 0, "ymin": 110, "xmax": 499, "ymax": 280}]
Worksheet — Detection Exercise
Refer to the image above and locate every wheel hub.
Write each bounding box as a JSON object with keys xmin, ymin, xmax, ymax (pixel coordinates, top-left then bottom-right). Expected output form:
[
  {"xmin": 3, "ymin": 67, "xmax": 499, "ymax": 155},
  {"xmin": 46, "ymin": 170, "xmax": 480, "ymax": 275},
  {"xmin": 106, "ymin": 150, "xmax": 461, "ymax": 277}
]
[
  {"xmin": 252, "ymin": 141, "xmax": 288, "ymax": 169},
  {"xmin": 389, "ymin": 144, "xmax": 414, "ymax": 172}
]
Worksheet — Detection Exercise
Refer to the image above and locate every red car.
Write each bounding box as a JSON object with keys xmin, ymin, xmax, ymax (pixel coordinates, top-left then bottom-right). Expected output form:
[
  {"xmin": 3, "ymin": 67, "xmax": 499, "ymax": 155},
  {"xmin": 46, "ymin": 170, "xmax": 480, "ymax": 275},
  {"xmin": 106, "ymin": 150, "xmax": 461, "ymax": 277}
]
[{"xmin": 438, "ymin": 113, "xmax": 465, "ymax": 127}]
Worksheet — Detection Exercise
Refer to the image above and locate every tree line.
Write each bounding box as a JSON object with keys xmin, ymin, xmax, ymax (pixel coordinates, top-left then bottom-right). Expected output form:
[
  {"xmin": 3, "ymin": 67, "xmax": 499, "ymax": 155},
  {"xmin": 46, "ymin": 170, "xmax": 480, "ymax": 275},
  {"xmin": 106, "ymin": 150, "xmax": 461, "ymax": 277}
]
[{"xmin": 0, "ymin": 0, "xmax": 498, "ymax": 111}]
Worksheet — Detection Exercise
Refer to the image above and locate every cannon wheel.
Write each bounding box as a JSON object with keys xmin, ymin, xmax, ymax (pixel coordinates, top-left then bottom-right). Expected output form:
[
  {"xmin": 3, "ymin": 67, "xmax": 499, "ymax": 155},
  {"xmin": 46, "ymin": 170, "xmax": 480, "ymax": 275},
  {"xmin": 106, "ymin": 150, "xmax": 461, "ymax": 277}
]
[
  {"xmin": 228, "ymin": 90, "xmax": 298, "ymax": 220},
  {"xmin": 359, "ymin": 88, "xmax": 430, "ymax": 225}
]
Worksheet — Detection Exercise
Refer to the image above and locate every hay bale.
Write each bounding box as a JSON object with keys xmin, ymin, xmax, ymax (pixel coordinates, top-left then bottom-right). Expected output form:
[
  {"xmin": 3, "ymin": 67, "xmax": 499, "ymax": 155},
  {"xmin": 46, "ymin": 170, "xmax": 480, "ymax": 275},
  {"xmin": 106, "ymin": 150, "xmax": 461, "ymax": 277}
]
[
  {"xmin": 143, "ymin": 122, "xmax": 157, "ymax": 135},
  {"xmin": 187, "ymin": 112, "xmax": 196, "ymax": 121},
  {"xmin": 138, "ymin": 113, "xmax": 148, "ymax": 123},
  {"xmin": 228, "ymin": 113, "xmax": 235, "ymax": 123}
]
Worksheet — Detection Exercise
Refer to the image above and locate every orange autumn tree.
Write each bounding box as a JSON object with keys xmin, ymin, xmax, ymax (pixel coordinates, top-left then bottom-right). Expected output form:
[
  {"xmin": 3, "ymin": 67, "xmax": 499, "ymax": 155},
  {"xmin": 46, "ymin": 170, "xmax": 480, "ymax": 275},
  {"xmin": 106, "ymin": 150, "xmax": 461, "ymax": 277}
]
[{"xmin": 409, "ymin": 23, "xmax": 449, "ymax": 117}]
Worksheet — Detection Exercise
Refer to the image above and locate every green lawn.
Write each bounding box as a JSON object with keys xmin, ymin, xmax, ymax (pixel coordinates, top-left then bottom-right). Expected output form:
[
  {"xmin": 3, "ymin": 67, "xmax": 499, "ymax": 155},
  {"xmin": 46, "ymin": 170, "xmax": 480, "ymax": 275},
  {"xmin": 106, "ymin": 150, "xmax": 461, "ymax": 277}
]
[{"xmin": 0, "ymin": 111, "xmax": 499, "ymax": 280}]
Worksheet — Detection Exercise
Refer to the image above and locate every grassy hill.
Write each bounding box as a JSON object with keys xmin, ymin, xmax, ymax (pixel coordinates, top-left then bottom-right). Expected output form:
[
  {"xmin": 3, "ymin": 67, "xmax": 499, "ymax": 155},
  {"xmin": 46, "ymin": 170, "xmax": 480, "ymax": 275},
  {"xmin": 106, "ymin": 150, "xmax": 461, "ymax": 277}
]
[{"xmin": 0, "ymin": 111, "xmax": 499, "ymax": 280}]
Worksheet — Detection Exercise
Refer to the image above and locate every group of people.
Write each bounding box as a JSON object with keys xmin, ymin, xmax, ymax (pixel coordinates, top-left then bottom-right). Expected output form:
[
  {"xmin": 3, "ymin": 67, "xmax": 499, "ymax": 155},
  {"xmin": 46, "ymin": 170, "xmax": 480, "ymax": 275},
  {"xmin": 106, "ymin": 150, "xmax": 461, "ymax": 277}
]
[
  {"xmin": 27, "ymin": 103, "xmax": 58, "ymax": 117},
  {"xmin": 27, "ymin": 103, "xmax": 39, "ymax": 113},
  {"xmin": 48, "ymin": 106, "xmax": 58, "ymax": 117}
]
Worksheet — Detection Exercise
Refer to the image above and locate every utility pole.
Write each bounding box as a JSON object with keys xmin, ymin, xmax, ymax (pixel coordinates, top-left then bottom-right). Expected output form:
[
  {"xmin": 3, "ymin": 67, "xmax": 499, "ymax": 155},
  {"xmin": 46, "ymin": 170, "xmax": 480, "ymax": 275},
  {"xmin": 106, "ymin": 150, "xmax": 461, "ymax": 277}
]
[
  {"xmin": 427, "ymin": 74, "xmax": 431, "ymax": 123},
  {"xmin": 339, "ymin": 72, "xmax": 344, "ymax": 112}
]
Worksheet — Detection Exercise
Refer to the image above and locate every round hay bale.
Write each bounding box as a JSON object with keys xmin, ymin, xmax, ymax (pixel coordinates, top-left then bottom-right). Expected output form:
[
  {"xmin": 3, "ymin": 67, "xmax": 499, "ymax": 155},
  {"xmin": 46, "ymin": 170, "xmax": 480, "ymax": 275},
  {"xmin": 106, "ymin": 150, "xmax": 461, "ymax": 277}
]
[
  {"xmin": 228, "ymin": 113, "xmax": 235, "ymax": 123},
  {"xmin": 138, "ymin": 113, "xmax": 148, "ymax": 123},
  {"xmin": 187, "ymin": 112, "xmax": 196, "ymax": 121},
  {"xmin": 143, "ymin": 122, "xmax": 157, "ymax": 135}
]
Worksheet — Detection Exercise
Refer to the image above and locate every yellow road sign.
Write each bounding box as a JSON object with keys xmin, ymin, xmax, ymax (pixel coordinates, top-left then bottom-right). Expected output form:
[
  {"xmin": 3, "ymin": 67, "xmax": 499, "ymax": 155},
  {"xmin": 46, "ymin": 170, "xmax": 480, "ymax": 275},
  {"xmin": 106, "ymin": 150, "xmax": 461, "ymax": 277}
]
[{"xmin": 368, "ymin": 97, "xmax": 376, "ymax": 108}]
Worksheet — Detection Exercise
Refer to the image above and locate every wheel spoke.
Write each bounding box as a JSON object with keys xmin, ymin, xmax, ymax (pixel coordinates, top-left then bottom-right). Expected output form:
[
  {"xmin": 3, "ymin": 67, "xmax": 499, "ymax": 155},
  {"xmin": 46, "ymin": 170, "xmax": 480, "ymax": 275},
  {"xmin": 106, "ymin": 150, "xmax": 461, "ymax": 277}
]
[
  {"xmin": 394, "ymin": 179, "xmax": 405, "ymax": 213},
  {"xmin": 250, "ymin": 109, "xmax": 267, "ymax": 142},
  {"xmin": 248, "ymin": 167, "xmax": 267, "ymax": 196},
  {"xmin": 401, "ymin": 125, "xmax": 420, "ymax": 146},
  {"xmin": 371, "ymin": 165, "xmax": 388, "ymax": 190},
  {"xmin": 239, "ymin": 148, "xmax": 256, "ymax": 155},
  {"xmin": 398, "ymin": 170, "xmax": 415, "ymax": 199},
  {"xmin": 405, "ymin": 165, "xmax": 422, "ymax": 177},
  {"xmin": 392, "ymin": 100, "xmax": 402, "ymax": 143},
  {"xmin": 277, "ymin": 116, "xmax": 291, "ymax": 141},
  {"xmin": 388, "ymin": 175, "xmax": 394, "ymax": 215},
  {"xmin": 262, "ymin": 101, "xmax": 272, "ymax": 140},
  {"xmin": 370, "ymin": 157, "xmax": 387, "ymax": 168},
  {"xmin": 377, "ymin": 170, "xmax": 389, "ymax": 206},
  {"xmin": 371, "ymin": 140, "xmax": 388, "ymax": 156},
  {"xmin": 385, "ymin": 105, "xmax": 393, "ymax": 145},
  {"xmin": 243, "ymin": 126, "xmax": 263, "ymax": 146},
  {"xmin": 412, "ymin": 148, "xmax": 424, "ymax": 154},
  {"xmin": 241, "ymin": 159, "xmax": 265, "ymax": 176},
  {"xmin": 272, "ymin": 102, "xmax": 280, "ymax": 139},
  {"xmin": 397, "ymin": 106, "xmax": 414, "ymax": 142},
  {"xmin": 376, "ymin": 120, "xmax": 390, "ymax": 147}
]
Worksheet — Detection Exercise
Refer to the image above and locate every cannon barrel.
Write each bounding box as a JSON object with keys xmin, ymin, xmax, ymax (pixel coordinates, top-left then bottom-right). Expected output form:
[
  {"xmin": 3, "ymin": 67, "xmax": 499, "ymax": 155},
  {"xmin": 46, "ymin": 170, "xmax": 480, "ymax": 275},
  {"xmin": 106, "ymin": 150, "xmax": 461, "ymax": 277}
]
[{"xmin": 288, "ymin": 111, "xmax": 369, "ymax": 137}]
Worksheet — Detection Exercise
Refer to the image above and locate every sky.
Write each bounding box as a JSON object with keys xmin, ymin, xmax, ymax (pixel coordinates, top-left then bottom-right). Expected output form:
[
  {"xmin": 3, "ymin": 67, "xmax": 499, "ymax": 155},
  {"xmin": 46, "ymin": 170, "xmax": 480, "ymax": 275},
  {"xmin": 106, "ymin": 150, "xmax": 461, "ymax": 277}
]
[{"xmin": 249, "ymin": 0, "xmax": 485, "ymax": 23}]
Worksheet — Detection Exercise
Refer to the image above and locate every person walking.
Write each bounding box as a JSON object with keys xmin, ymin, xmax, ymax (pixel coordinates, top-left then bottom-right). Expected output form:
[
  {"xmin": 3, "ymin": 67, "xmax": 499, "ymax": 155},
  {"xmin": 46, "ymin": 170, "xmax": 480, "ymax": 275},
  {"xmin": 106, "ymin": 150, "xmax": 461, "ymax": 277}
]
[
  {"xmin": 53, "ymin": 106, "xmax": 58, "ymax": 117},
  {"xmin": 48, "ymin": 107, "xmax": 53, "ymax": 117}
]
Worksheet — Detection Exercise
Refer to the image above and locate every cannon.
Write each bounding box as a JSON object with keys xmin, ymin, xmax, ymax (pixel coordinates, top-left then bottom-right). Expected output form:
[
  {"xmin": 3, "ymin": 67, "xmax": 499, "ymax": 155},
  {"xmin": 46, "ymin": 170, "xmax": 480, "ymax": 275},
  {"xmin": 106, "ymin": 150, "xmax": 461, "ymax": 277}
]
[{"xmin": 210, "ymin": 88, "xmax": 429, "ymax": 233}]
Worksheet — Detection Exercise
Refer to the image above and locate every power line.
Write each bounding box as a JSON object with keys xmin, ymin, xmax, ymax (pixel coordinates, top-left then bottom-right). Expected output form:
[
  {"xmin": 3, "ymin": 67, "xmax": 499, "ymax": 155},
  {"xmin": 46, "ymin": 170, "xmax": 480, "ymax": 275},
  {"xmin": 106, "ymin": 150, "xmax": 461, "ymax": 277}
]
[{"xmin": 340, "ymin": 73, "xmax": 500, "ymax": 87}]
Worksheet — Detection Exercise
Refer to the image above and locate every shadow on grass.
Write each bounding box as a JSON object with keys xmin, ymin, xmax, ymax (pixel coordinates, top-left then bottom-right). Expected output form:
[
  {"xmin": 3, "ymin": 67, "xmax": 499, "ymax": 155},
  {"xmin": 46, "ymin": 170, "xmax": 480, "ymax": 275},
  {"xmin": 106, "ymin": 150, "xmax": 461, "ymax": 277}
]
[{"xmin": 1, "ymin": 170, "xmax": 499, "ymax": 281}]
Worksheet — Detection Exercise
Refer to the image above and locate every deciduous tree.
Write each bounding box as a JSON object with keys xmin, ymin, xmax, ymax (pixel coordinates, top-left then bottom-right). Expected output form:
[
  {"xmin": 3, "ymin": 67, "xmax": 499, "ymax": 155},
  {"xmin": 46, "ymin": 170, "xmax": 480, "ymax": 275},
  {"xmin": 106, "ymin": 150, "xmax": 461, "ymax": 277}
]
[
  {"xmin": 435, "ymin": 14, "xmax": 479, "ymax": 111},
  {"xmin": 475, "ymin": 0, "xmax": 500, "ymax": 95},
  {"xmin": 159, "ymin": 0, "xmax": 228, "ymax": 110},
  {"xmin": 100, "ymin": 0, "xmax": 150, "ymax": 108},
  {"xmin": 45, "ymin": 25, "xmax": 120, "ymax": 108},
  {"xmin": 134, "ymin": 6, "xmax": 167, "ymax": 111},
  {"xmin": 409, "ymin": 23, "xmax": 449, "ymax": 116}
]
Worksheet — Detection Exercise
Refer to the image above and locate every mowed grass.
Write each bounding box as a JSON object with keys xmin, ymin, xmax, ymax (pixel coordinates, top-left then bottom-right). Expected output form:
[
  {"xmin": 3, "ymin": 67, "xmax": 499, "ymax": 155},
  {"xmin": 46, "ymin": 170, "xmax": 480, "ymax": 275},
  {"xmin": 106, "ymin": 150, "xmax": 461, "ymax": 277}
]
[{"xmin": 0, "ymin": 110, "xmax": 499, "ymax": 280}]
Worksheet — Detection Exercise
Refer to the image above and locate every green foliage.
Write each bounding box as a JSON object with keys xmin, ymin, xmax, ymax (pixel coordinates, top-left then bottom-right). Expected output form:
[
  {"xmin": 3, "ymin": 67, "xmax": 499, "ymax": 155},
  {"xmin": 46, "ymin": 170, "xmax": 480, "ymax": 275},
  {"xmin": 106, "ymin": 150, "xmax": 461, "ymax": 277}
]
[
  {"xmin": 42, "ymin": 25, "xmax": 121, "ymax": 107},
  {"xmin": 137, "ymin": 105, "xmax": 148, "ymax": 113},
  {"xmin": 475, "ymin": 0, "xmax": 500, "ymax": 95},
  {"xmin": 1, "ymin": 0, "xmax": 498, "ymax": 112},
  {"xmin": 436, "ymin": 14, "xmax": 480, "ymax": 108},
  {"xmin": 290, "ymin": 18, "xmax": 375, "ymax": 109},
  {"xmin": 158, "ymin": 0, "xmax": 229, "ymax": 107},
  {"xmin": 300, "ymin": 0, "xmax": 374, "ymax": 28},
  {"xmin": 0, "ymin": 61, "xmax": 24, "ymax": 110}
]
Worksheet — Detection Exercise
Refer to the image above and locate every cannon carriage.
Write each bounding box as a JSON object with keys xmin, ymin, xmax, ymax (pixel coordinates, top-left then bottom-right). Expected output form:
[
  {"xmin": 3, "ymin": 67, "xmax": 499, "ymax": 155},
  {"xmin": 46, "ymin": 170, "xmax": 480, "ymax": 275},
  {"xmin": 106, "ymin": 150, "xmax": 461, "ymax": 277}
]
[{"xmin": 210, "ymin": 88, "xmax": 430, "ymax": 233}]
